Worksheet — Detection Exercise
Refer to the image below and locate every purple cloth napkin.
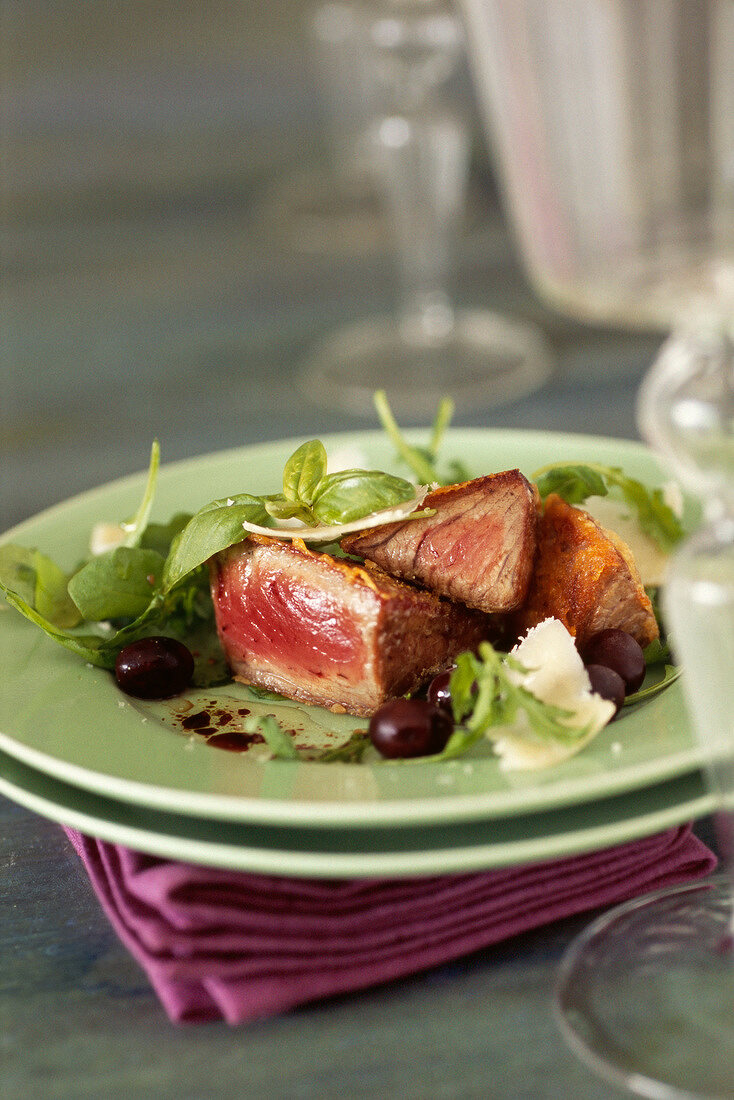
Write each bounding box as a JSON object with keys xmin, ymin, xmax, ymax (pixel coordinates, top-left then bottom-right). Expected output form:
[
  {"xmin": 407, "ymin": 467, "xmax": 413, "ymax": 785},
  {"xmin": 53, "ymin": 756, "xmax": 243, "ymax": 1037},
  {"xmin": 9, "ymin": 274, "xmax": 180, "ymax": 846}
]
[{"xmin": 63, "ymin": 825, "xmax": 715, "ymax": 1025}]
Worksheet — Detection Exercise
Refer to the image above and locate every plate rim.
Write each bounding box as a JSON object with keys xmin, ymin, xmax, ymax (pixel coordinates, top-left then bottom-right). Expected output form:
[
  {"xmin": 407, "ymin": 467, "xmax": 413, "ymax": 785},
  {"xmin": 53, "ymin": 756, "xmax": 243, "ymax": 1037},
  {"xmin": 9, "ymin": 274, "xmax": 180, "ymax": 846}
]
[{"xmin": 0, "ymin": 747, "xmax": 715, "ymax": 878}]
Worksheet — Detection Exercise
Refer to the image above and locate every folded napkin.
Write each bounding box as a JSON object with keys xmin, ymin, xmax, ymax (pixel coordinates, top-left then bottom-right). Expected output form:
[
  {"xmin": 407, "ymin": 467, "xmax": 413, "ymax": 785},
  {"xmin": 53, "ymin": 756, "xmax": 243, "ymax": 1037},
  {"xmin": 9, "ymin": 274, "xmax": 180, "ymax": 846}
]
[{"xmin": 64, "ymin": 825, "xmax": 715, "ymax": 1025}]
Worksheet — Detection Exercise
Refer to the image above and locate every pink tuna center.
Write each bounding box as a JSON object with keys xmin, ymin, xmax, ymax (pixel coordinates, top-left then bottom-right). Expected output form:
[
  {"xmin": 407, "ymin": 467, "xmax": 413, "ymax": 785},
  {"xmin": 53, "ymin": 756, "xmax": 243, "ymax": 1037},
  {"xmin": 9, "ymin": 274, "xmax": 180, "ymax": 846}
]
[{"xmin": 218, "ymin": 566, "xmax": 366, "ymax": 681}]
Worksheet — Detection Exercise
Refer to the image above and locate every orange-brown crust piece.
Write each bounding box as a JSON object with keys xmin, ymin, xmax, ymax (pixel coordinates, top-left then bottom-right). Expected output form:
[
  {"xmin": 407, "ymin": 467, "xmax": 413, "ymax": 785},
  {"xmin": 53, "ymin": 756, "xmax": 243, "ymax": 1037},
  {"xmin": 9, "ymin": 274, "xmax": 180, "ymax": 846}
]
[{"xmin": 511, "ymin": 494, "xmax": 659, "ymax": 648}]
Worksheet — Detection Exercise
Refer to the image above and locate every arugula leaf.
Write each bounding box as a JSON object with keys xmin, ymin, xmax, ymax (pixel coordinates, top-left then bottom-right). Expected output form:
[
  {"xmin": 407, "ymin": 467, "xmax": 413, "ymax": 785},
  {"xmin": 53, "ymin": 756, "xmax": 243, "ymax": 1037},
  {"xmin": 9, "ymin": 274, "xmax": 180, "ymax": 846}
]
[
  {"xmin": 68, "ymin": 547, "xmax": 165, "ymax": 622},
  {"xmin": 161, "ymin": 494, "xmax": 271, "ymax": 592},
  {"xmin": 316, "ymin": 730, "xmax": 371, "ymax": 763},
  {"xmin": 121, "ymin": 441, "xmax": 160, "ymax": 548},
  {"xmin": 282, "ymin": 440, "xmax": 327, "ymax": 506},
  {"xmin": 624, "ymin": 664, "xmax": 681, "ymax": 706},
  {"xmin": 311, "ymin": 468, "xmax": 416, "ymax": 525},
  {"xmin": 139, "ymin": 512, "xmax": 192, "ymax": 557},
  {"xmin": 0, "ymin": 583, "xmax": 113, "ymax": 665},
  {"xmin": 374, "ymin": 389, "xmax": 461, "ymax": 485},
  {"xmin": 242, "ymin": 714, "xmax": 300, "ymax": 759},
  {"xmin": 533, "ymin": 464, "xmax": 608, "ymax": 504},
  {"xmin": 532, "ymin": 462, "xmax": 685, "ymax": 552},
  {"xmin": 449, "ymin": 642, "xmax": 590, "ymax": 747},
  {"xmin": 0, "ymin": 543, "xmax": 81, "ymax": 630}
]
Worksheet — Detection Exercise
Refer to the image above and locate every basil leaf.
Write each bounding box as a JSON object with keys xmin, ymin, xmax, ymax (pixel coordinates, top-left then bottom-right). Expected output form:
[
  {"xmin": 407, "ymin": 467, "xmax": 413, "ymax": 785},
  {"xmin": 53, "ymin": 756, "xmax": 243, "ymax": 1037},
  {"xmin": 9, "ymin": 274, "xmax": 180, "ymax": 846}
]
[
  {"xmin": 312, "ymin": 469, "xmax": 415, "ymax": 525},
  {"xmin": 282, "ymin": 440, "xmax": 327, "ymax": 505},
  {"xmin": 0, "ymin": 544, "xmax": 81, "ymax": 629},
  {"xmin": 162, "ymin": 494, "xmax": 270, "ymax": 592},
  {"xmin": 264, "ymin": 495, "xmax": 317, "ymax": 524},
  {"xmin": 533, "ymin": 464, "xmax": 608, "ymax": 504},
  {"xmin": 121, "ymin": 440, "xmax": 160, "ymax": 548},
  {"xmin": 68, "ymin": 547, "xmax": 165, "ymax": 622}
]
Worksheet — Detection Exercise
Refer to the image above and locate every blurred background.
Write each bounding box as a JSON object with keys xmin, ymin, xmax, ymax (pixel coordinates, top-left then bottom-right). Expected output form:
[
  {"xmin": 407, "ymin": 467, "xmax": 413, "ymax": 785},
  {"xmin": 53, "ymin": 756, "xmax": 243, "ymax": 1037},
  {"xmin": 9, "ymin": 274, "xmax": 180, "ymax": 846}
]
[{"xmin": 1, "ymin": 0, "xmax": 664, "ymax": 531}]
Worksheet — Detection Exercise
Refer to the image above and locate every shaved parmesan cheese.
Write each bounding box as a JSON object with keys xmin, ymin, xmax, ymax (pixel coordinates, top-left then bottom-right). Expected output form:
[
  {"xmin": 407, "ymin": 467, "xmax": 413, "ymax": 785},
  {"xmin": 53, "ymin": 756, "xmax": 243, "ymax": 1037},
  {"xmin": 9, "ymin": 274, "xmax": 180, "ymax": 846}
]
[
  {"xmin": 89, "ymin": 522, "xmax": 127, "ymax": 556},
  {"xmin": 489, "ymin": 618, "xmax": 615, "ymax": 770},
  {"xmin": 581, "ymin": 495, "xmax": 669, "ymax": 586},
  {"xmin": 240, "ymin": 486, "xmax": 433, "ymax": 543}
]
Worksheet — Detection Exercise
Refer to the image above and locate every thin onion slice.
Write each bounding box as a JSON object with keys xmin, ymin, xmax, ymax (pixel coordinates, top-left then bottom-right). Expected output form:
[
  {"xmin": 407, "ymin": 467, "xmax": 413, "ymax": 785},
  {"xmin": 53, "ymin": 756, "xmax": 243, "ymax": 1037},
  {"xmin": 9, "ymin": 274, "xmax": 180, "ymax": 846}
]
[{"xmin": 240, "ymin": 485, "xmax": 433, "ymax": 543}]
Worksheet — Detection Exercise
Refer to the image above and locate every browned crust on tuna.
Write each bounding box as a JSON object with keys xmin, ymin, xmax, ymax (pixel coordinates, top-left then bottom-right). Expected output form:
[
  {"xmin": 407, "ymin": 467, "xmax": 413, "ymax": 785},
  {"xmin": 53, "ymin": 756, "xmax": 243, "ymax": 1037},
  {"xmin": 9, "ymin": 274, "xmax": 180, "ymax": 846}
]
[{"xmin": 511, "ymin": 494, "xmax": 659, "ymax": 648}]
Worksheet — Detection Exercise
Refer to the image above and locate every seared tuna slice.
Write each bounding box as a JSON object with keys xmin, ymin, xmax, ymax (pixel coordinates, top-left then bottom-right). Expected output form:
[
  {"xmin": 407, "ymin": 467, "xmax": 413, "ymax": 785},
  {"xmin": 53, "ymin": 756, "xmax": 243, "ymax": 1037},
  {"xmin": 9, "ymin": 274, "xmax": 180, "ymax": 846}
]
[
  {"xmin": 340, "ymin": 470, "xmax": 539, "ymax": 614},
  {"xmin": 210, "ymin": 535, "xmax": 493, "ymax": 717},
  {"xmin": 511, "ymin": 494, "xmax": 659, "ymax": 648}
]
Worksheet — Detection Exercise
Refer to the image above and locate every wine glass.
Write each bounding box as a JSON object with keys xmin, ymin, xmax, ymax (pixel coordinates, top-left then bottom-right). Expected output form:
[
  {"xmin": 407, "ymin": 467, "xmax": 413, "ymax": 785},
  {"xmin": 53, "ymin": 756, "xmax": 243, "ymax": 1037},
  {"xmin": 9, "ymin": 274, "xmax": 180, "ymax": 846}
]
[
  {"xmin": 554, "ymin": 324, "xmax": 734, "ymax": 1100},
  {"xmin": 298, "ymin": 0, "xmax": 553, "ymax": 420},
  {"xmin": 457, "ymin": 1, "xmax": 734, "ymax": 1095},
  {"xmin": 260, "ymin": 1, "xmax": 389, "ymax": 257}
]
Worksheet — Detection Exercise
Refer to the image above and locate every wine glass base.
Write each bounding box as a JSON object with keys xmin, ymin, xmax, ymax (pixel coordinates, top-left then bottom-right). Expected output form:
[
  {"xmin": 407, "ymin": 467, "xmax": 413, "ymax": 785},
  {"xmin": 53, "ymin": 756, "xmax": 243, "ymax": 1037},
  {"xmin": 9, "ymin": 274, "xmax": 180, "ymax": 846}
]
[
  {"xmin": 555, "ymin": 874, "xmax": 734, "ymax": 1100},
  {"xmin": 298, "ymin": 310, "xmax": 553, "ymax": 420}
]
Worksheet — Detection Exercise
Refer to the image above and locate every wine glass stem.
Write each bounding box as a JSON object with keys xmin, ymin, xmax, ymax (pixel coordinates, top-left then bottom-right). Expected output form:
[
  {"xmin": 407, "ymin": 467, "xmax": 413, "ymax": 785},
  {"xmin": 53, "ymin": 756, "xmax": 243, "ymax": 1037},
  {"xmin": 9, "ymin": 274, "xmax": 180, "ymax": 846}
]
[{"xmin": 372, "ymin": 109, "xmax": 470, "ymax": 344}]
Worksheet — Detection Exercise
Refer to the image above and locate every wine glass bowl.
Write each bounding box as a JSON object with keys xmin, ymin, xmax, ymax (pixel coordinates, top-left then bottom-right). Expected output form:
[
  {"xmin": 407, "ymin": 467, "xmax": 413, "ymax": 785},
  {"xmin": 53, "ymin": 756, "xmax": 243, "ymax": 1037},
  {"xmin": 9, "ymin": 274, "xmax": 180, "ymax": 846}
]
[
  {"xmin": 459, "ymin": 0, "xmax": 734, "ymax": 331},
  {"xmin": 298, "ymin": 0, "xmax": 553, "ymax": 419}
]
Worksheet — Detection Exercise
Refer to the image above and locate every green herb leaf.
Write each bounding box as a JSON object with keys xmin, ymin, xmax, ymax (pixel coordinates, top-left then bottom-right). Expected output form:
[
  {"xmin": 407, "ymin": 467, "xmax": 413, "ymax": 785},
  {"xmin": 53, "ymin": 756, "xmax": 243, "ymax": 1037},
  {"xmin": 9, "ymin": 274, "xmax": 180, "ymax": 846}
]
[
  {"xmin": 532, "ymin": 462, "xmax": 685, "ymax": 552},
  {"xmin": 242, "ymin": 714, "xmax": 300, "ymax": 759},
  {"xmin": 450, "ymin": 641, "xmax": 590, "ymax": 748},
  {"xmin": 312, "ymin": 469, "xmax": 416, "ymax": 525},
  {"xmin": 162, "ymin": 494, "xmax": 270, "ymax": 592},
  {"xmin": 121, "ymin": 441, "xmax": 160, "ymax": 547},
  {"xmin": 0, "ymin": 583, "xmax": 112, "ymax": 666},
  {"xmin": 0, "ymin": 543, "xmax": 81, "ymax": 629},
  {"xmin": 68, "ymin": 547, "xmax": 165, "ymax": 622},
  {"xmin": 624, "ymin": 663, "xmax": 681, "ymax": 706},
  {"xmin": 642, "ymin": 636, "xmax": 672, "ymax": 666},
  {"xmin": 264, "ymin": 495, "xmax": 317, "ymax": 525},
  {"xmin": 139, "ymin": 512, "xmax": 192, "ymax": 557},
  {"xmin": 282, "ymin": 440, "xmax": 327, "ymax": 505},
  {"xmin": 533, "ymin": 464, "xmax": 608, "ymax": 504},
  {"xmin": 316, "ymin": 730, "xmax": 371, "ymax": 763}
]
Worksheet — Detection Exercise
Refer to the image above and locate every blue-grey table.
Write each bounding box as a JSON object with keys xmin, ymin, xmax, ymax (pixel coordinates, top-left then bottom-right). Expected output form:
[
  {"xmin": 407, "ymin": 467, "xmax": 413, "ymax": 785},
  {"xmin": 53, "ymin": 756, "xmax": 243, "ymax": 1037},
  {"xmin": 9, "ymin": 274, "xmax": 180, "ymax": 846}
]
[{"xmin": 0, "ymin": 4, "xmax": 715, "ymax": 1097}]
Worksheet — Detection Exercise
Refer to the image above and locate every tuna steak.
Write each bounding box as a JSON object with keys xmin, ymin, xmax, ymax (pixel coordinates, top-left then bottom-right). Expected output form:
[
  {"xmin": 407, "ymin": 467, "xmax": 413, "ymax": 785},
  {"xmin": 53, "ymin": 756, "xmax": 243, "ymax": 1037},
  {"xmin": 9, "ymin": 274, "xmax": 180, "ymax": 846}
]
[
  {"xmin": 210, "ymin": 535, "xmax": 494, "ymax": 717},
  {"xmin": 340, "ymin": 470, "xmax": 539, "ymax": 614}
]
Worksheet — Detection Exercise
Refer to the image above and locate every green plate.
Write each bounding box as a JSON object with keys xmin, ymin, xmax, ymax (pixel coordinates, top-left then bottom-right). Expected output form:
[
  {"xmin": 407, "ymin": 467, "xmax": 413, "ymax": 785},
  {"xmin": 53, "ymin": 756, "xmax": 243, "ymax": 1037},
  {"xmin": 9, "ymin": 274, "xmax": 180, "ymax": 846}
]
[
  {"xmin": 0, "ymin": 429, "xmax": 703, "ymax": 829},
  {"xmin": 0, "ymin": 747, "xmax": 714, "ymax": 877}
]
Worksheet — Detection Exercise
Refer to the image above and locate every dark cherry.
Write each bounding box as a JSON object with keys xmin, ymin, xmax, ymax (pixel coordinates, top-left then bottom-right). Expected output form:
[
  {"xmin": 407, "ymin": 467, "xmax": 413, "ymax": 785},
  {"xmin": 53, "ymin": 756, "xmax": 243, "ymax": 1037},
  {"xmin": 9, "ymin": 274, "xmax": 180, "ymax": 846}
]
[
  {"xmin": 585, "ymin": 663, "xmax": 625, "ymax": 716},
  {"xmin": 426, "ymin": 669, "xmax": 454, "ymax": 712},
  {"xmin": 582, "ymin": 628, "xmax": 646, "ymax": 695},
  {"xmin": 115, "ymin": 636, "xmax": 194, "ymax": 699},
  {"xmin": 368, "ymin": 698, "xmax": 453, "ymax": 759}
]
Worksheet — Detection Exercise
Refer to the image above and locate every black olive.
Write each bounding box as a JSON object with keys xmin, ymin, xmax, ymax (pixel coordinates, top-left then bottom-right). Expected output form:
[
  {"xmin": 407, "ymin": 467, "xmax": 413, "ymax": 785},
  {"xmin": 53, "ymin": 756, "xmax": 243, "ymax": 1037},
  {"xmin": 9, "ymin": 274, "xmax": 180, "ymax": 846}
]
[
  {"xmin": 368, "ymin": 698, "xmax": 453, "ymax": 759},
  {"xmin": 426, "ymin": 668, "xmax": 454, "ymax": 712},
  {"xmin": 582, "ymin": 628, "xmax": 646, "ymax": 695},
  {"xmin": 585, "ymin": 663, "xmax": 626, "ymax": 716},
  {"xmin": 115, "ymin": 636, "xmax": 194, "ymax": 699}
]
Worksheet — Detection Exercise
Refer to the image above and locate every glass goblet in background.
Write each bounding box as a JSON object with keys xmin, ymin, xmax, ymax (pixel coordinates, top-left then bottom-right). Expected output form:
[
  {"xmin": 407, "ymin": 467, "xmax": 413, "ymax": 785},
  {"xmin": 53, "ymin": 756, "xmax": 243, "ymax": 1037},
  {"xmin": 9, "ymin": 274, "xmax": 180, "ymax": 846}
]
[
  {"xmin": 459, "ymin": 0, "xmax": 734, "ymax": 1095},
  {"xmin": 298, "ymin": 0, "xmax": 553, "ymax": 420},
  {"xmin": 261, "ymin": 1, "xmax": 390, "ymax": 257}
]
